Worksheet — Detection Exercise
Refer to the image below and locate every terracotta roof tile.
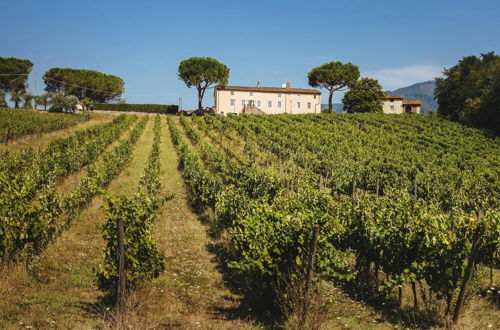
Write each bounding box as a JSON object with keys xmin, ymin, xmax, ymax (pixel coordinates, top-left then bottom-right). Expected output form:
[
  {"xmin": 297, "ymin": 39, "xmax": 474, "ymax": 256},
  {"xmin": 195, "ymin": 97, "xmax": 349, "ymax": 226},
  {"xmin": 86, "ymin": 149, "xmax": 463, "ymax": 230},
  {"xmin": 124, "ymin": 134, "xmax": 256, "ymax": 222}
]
[
  {"xmin": 385, "ymin": 94, "xmax": 404, "ymax": 99},
  {"xmin": 217, "ymin": 85, "xmax": 321, "ymax": 95},
  {"xmin": 403, "ymin": 100, "xmax": 421, "ymax": 105}
]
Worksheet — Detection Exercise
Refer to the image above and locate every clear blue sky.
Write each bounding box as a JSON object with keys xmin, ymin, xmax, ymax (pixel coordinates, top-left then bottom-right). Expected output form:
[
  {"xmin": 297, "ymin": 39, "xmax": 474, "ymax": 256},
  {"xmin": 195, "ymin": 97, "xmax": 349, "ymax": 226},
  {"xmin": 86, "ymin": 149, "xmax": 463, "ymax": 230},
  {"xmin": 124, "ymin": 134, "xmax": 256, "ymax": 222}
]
[{"xmin": 2, "ymin": 0, "xmax": 499, "ymax": 108}]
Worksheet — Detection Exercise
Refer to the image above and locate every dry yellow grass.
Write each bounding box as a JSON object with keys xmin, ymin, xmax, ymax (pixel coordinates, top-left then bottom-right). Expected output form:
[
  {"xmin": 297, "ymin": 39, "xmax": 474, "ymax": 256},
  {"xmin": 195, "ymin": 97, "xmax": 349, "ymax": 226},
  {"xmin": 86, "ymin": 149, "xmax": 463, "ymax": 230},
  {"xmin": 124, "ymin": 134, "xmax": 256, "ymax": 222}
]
[{"xmin": 110, "ymin": 116, "xmax": 260, "ymax": 329}]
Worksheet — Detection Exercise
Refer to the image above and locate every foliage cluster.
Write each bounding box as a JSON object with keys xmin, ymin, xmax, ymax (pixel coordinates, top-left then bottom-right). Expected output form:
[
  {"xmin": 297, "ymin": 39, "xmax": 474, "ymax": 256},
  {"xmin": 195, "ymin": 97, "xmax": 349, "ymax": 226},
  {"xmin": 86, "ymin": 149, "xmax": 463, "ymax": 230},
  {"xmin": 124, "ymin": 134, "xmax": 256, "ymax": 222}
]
[
  {"xmin": 48, "ymin": 93, "xmax": 79, "ymax": 113},
  {"xmin": 308, "ymin": 61, "xmax": 360, "ymax": 113},
  {"xmin": 343, "ymin": 78, "xmax": 386, "ymax": 113},
  {"xmin": 178, "ymin": 57, "xmax": 229, "ymax": 110},
  {"xmin": 43, "ymin": 67, "xmax": 124, "ymax": 103},
  {"xmin": 0, "ymin": 57, "xmax": 33, "ymax": 108},
  {"xmin": 435, "ymin": 52, "xmax": 500, "ymax": 134}
]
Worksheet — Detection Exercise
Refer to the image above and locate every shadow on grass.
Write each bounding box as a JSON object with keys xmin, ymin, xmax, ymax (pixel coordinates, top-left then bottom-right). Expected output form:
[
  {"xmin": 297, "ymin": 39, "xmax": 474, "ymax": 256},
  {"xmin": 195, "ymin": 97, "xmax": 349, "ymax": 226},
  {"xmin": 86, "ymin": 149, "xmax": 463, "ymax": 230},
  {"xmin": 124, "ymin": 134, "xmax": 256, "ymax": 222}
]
[
  {"xmin": 204, "ymin": 229, "xmax": 284, "ymax": 329},
  {"xmin": 78, "ymin": 292, "xmax": 115, "ymax": 320},
  {"xmin": 334, "ymin": 279, "xmax": 448, "ymax": 329}
]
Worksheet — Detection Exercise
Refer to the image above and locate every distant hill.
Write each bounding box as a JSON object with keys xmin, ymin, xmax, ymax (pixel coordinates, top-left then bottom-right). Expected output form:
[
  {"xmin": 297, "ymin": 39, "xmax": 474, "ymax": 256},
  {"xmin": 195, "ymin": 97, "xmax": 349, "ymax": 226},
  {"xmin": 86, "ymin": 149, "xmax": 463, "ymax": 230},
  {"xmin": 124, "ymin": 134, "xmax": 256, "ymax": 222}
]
[
  {"xmin": 320, "ymin": 81, "xmax": 437, "ymax": 114},
  {"xmin": 321, "ymin": 103, "xmax": 344, "ymax": 113},
  {"xmin": 386, "ymin": 81, "xmax": 437, "ymax": 114}
]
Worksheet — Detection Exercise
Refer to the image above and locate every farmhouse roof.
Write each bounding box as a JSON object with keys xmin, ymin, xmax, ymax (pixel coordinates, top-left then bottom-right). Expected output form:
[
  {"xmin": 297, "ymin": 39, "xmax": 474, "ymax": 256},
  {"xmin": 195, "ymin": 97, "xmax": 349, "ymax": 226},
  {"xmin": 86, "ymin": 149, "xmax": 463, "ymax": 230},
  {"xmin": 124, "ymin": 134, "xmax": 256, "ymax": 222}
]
[
  {"xmin": 403, "ymin": 100, "xmax": 421, "ymax": 105},
  {"xmin": 216, "ymin": 85, "xmax": 321, "ymax": 95},
  {"xmin": 385, "ymin": 94, "xmax": 404, "ymax": 99}
]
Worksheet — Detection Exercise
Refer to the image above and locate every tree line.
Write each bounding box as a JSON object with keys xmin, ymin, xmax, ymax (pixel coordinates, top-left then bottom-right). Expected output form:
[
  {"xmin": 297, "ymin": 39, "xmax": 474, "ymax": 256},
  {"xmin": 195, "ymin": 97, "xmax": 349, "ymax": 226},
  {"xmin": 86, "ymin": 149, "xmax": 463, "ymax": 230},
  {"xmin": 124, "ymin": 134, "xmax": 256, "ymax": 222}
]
[
  {"xmin": 2, "ymin": 53, "xmax": 498, "ymax": 133},
  {"xmin": 176, "ymin": 56, "xmax": 387, "ymax": 114},
  {"xmin": 0, "ymin": 57, "xmax": 124, "ymax": 112},
  {"xmin": 178, "ymin": 53, "xmax": 499, "ymax": 135},
  {"xmin": 435, "ymin": 52, "xmax": 500, "ymax": 135}
]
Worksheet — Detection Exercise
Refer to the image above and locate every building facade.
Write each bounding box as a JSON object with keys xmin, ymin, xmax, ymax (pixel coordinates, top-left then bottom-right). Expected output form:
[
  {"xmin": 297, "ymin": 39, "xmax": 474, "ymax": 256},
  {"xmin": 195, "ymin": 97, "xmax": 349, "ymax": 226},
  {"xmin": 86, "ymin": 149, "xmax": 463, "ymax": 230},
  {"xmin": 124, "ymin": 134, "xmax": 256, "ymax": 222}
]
[
  {"xmin": 383, "ymin": 95, "xmax": 421, "ymax": 114},
  {"xmin": 214, "ymin": 82, "xmax": 321, "ymax": 115}
]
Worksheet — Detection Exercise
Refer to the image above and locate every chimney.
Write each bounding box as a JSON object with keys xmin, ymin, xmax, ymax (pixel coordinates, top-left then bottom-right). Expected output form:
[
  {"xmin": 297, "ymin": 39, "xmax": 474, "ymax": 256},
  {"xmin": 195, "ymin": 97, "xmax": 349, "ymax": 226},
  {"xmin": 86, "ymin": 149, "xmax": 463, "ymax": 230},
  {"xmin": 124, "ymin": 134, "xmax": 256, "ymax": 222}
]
[
  {"xmin": 257, "ymin": 81, "xmax": 260, "ymax": 88},
  {"xmin": 285, "ymin": 82, "xmax": 291, "ymax": 89}
]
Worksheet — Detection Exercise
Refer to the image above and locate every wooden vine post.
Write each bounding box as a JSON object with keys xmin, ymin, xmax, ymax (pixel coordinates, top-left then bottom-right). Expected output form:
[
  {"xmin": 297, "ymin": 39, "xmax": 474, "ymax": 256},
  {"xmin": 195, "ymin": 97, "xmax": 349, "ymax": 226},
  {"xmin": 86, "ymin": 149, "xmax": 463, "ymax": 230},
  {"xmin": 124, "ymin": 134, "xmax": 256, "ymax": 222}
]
[
  {"xmin": 452, "ymin": 211, "xmax": 483, "ymax": 324},
  {"xmin": 116, "ymin": 216, "xmax": 127, "ymax": 315},
  {"xmin": 413, "ymin": 178, "xmax": 418, "ymax": 203},
  {"xmin": 300, "ymin": 224, "xmax": 320, "ymax": 327}
]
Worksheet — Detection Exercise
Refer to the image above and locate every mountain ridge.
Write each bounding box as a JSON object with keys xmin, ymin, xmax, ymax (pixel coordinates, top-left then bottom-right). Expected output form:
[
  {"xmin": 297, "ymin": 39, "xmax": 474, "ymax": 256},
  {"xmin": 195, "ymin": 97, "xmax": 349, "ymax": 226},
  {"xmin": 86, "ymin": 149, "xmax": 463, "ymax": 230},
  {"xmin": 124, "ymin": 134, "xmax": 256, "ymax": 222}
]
[
  {"xmin": 321, "ymin": 80, "xmax": 437, "ymax": 113},
  {"xmin": 386, "ymin": 80, "xmax": 437, "ymax": 113}
]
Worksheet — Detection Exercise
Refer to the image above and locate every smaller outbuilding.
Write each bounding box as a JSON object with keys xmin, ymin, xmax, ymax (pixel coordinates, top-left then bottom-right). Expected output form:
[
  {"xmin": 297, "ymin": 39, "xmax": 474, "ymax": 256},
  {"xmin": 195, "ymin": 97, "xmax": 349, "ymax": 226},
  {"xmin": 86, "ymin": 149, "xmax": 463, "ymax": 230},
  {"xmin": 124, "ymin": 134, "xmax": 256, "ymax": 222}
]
[{"xmin": 383, "ymin": 95, "xmax": 421, "ymax": 114}]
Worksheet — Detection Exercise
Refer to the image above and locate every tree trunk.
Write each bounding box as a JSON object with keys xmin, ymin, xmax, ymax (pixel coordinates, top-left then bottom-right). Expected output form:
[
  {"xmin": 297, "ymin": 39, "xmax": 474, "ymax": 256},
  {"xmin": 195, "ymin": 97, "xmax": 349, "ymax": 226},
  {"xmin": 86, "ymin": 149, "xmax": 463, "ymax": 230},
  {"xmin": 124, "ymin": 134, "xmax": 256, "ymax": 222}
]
[
  {"xmin": 445, "ymin": 293, "xmax": 452, "ymax": 316},
  {"xmin": 328, "ymin": 91, "xmax": 333, "ymax": 113},
  {"xmin": 197, "ymin": 88, "xmax": 203, "ymax": 110},
  {"xmin": 489, "ymin": 263, "xmax": 494, "ymax": 288},
  {"xmin": 419, "ymin": 281, "xmax": 427, "ymax": 307},
  {"xmin": 452, "ymin": 211, "xmax": 483, "ymax": 324},
  {"xmin": 116, "ymin": 216, "xmax": 126, "ymax": 314},
  {"xmin": 300, "ymin": 224, "xmax": 320, "ymax": 327}
]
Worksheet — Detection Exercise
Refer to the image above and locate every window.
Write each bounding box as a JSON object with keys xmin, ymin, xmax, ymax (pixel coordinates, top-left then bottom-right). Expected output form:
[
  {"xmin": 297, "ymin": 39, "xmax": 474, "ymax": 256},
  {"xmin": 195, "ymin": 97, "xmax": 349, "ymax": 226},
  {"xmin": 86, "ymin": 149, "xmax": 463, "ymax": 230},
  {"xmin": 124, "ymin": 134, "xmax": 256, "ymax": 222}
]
[
  {"xmin": 242, "ymin": 100, "xmax": 245, "ymax": 106},
  {"xmin": 297, "ymin": 102, "xmax": 301, "ymax": 109},
  {"xmin": 278, "ymin": 101, "xmax": 282, "ymax": 108},
  {"xmin": 390, "ymin": 105, "xmax": 395, "ymax": 112},
  {"xmin": 278, "ymin": 93, "xmax": 282, "ymax": 98},
  {"xmin": 268, "ymin": 101, "xmax": 272, "ymax": 108},
  {"xmin": 314, "ymin": 95, "xmax": 317, "ymax": 99},
  {"xmin": 230, "ymin": 91, "xmax": 234, "ymax": 96},
  {"xmin": 249, "ymin": 92, "xmax": 253, "ymax": 96},
  {"xmin": 307, "ymin": 102, "xmax": 311, "ymax": 109},
  {"xmin": 390, "ymin": 98, "xmax": 394, "ymax": 102},
  {"xmin": 297, "ymin": 94, "xmax": 301, "ymax": 98},
  {"xmin": 230, "ymin": 99, "xmax": 235, "ymax": 106},
  {"xmin": 256, "ymin": 100, "xmax": 261, "ymax": 107}
]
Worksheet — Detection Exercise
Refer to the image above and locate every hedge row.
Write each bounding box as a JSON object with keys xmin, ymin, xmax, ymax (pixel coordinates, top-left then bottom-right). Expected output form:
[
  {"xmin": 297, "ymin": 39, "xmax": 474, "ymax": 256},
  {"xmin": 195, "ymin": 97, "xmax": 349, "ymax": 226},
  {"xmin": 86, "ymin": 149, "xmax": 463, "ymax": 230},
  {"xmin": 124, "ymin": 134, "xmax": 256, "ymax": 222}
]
[{"xmin": 94, "ymin": 103, "xmax": 178, "ymax": 114}]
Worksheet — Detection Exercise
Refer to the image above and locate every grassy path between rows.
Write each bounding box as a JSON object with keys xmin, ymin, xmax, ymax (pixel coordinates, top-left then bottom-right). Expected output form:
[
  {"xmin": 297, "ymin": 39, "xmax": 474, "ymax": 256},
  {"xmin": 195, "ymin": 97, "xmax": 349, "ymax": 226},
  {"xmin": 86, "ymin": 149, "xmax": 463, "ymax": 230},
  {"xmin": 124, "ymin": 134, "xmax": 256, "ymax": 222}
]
[
  {"xmin": 181, "ymin": 117, "xmax": 395, "ymax": 329},
  {"xmin": 0, "ymin": 116, "xmax": 259, "ymax": 329},
  {"xmin": 0, "ymin": 116, "xmax": 153, "ymax": 329},
  {"xmin": 113, "ymin": 117, "xmax": 259, "ymax": 328},
  {"xmin": 179, "ymin": 117, "xmax": 499, "ymax": 330},
  {"xmin": 55, "ymin": 115, "xmax": 139, "ymax": 196},
  {"xmin": 0, "ymin": 113, "xmax": 115, "ymax": 153}
]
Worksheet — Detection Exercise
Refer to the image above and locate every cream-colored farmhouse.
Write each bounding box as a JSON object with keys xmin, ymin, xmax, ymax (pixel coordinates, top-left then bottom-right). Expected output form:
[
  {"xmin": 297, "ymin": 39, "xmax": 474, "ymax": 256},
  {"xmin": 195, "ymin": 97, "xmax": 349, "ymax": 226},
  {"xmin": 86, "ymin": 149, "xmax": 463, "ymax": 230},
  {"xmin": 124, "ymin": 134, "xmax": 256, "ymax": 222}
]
[
  {"xmin": 214, "ymin": 82, "xmax": 321, "ymax": 115},
  {"xmin": 383, "ymin": 95, "xmax": 421, "ymax": 114}
]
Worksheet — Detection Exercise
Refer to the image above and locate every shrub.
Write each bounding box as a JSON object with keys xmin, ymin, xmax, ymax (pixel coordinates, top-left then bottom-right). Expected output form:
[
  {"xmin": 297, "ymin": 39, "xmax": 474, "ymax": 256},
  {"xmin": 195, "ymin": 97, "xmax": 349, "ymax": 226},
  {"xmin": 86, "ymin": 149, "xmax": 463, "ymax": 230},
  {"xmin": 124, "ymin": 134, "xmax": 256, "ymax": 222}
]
[
  {"xmin": 94, "ymin": 103, "xmax": 178, "ymax": 114},
  {"xmin": 49, "ymin": 93, "xmax": 78, "ymax": 113}
]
